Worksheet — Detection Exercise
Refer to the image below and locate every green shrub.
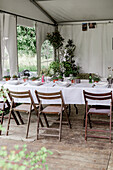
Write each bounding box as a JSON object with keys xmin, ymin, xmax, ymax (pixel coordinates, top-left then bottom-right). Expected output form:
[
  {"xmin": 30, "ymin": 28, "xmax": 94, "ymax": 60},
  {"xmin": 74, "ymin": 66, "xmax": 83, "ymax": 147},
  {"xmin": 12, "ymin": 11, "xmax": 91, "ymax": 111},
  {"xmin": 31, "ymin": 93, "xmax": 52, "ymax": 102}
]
[{"xmin": 0, "ymin": 145, "xmax": 53, "ymax": 170}]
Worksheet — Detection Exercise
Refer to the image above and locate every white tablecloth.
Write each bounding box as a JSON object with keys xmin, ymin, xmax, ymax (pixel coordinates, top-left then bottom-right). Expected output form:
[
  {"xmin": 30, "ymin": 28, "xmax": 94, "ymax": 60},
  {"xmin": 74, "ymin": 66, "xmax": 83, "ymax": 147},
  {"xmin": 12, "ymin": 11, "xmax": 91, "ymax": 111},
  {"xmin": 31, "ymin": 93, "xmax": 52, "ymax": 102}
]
[{"xmin": 0, "ymin": 81, "xmax": 112, "ymax": 105}]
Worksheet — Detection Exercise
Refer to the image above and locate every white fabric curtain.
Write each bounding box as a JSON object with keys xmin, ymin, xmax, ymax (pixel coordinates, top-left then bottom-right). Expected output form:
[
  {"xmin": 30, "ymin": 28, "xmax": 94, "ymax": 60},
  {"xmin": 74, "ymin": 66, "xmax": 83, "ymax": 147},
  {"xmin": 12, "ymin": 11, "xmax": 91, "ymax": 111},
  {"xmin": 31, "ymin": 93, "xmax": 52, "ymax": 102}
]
[
  {"xmin": 5, "ymin": 14, "xmax": 18, "ymax": 77},
  {"xmin": 59, "ymin": 23, "xmax": 113, "ymax": 78},
  {"xmin": 0, "ymin": 13, "xmax": 18, "ymax": 77},
  {"xmin": 0, "ymin": 13, "xmax": 3, "ymax": 80},
  {"xmin": 35, "ymin": 22, "xmax": 55, "ymax": 75}
]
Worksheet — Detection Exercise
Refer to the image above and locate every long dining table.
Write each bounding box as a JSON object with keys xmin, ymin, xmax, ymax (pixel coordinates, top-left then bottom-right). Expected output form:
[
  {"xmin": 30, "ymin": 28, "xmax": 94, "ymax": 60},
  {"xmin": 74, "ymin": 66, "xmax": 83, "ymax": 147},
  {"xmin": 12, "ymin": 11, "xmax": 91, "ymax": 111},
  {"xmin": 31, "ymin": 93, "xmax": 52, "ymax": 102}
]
[
  {"xmin": 0, "ymin": 80, "xmax": 112, "ymax": 128},
  {"xmin": 0, "ymin": 80, "xmax": 112, "ymax": 106}
]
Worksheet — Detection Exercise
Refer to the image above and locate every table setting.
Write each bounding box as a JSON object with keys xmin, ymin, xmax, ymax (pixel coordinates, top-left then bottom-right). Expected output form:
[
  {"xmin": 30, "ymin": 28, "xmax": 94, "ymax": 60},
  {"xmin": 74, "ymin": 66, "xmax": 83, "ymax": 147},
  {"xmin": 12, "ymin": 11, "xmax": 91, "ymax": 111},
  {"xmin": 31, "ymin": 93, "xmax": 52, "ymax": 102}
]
[{"xmin": 0, "ymin": 74, "xmax": 112, "ymax": 105}]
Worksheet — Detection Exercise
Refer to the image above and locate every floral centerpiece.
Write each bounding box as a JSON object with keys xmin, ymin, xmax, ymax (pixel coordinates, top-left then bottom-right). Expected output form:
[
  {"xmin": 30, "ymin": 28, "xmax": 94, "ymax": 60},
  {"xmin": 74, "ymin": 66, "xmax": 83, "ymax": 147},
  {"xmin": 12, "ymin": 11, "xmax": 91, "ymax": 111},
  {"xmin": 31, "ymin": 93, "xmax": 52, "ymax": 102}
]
[
  {"xmin": 30, "ymin": 76, "xmax": 39, "ymax": 81},
  {"xmin": 12, "ymin": 74, "xmax": 18, "ymax": 80},
  {"xmin": 3, "ymin": 75, "xmax": 11, "ymax": 81},
  {"xmin": 22, "ymin": 76, "xmax": 28, "ymax": 82}
]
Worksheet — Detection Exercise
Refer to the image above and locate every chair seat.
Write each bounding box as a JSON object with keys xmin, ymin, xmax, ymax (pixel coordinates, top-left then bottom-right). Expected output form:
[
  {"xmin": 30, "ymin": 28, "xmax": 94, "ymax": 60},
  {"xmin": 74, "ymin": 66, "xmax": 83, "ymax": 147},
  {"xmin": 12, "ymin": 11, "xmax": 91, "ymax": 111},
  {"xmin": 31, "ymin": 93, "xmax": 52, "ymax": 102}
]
[
  {"xmin": 88, "ymin": 108, "xmax": 110, "ymax": 115},
  {"xmin": 13, "ymin": 103, "xmax": 36, "ymax": 113},
  {"xmin": 42, "ymin": 105, "xmax": 62, "ymax": 114}
]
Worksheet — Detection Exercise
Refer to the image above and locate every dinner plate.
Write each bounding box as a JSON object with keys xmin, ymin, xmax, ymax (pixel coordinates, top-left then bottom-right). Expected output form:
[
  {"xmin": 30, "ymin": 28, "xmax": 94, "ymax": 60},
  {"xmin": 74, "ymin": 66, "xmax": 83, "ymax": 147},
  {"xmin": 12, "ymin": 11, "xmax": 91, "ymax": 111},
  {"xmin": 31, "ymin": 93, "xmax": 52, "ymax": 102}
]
[
  {"xmin": 29, "ymin": 80, "xmax": 42, "ymax": 86},
  {"xmin": 96, "ymin": 82, "xmax": 108, "ymax": 86},
  {"xmin": 6, "ymin": 80, "xmax": 20, "ymax": 85},
  {"xmin": 56, "ymin": 82, "xmax": 70, "ymax": 87}
]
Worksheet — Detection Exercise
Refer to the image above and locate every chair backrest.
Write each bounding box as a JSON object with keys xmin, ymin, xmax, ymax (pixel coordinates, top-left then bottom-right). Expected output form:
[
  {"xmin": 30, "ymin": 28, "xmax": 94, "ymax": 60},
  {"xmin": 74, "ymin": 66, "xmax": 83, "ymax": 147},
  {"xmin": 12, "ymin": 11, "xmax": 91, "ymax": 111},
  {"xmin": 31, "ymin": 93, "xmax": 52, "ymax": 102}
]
[
  {"xmin": 83, "ymin": 90, "xmax": 112, "ymax": 103},
  {"xmin": 8, "ymin": 89, "xmax": 34, "ymax": 105},
  {"xmin": 35, "ymin": 90, "xmax": 65, "ymax": 106}
]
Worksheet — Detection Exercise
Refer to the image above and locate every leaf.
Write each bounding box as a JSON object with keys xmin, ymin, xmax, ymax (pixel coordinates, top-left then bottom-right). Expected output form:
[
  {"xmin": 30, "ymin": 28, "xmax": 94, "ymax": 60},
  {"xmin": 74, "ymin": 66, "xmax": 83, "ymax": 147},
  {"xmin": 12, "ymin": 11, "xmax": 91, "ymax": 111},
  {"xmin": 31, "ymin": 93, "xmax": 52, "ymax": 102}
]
[{"xmin": 14, "ymin": 145, "xmax": 19, "ymax": 150}]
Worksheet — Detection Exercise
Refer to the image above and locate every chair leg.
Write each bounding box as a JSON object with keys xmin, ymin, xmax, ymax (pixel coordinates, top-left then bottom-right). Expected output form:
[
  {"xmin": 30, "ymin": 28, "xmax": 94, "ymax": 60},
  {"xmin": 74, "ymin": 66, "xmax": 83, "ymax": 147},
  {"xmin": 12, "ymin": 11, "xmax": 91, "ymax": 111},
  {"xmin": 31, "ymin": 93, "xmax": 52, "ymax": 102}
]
[
  {"xmin": 26, "ymin": 111, "xmax": 32, "ymax": 138},
  {"xmin": 43, "ymin": 113, "xmax": 49, "ymax": 127},
  {"xmin": 11, "ymin": 111, "xmax": 20, "ymax": 125},
  {"xmin": 110, "ymin": 113, "xmax": 112, "ymax": 143},
  {"xmin": 59, "ymin": 112, "xmax": 62, "ymax": 142},
  {"xmin": 74, "ymin": 104, "xmax": 78, "ymax": 114},
  {"xmin": 39, "ymin": 117, "xmax": 44, "ymax": 127},
  {"xmin": 88, "ymin": 114, "xmax": 92, "ymax": 128},
  {"xmin": 83, "ymin": 109, "xmax": 92, "ymax": 128},
  {"xmin": 6, "ymin": 110, "xmax": 12, "ymax": 136},
  {"xmin": 68, "ymin": 104, "xmax": 71, "ymax": 116},
  {"xmin": 83, "ymin": 111, "xmax": 86, "ymax": 127},
  {"xmin": 85, "ymin": 113, "xmax": 88, "ymax": 141},
  {"xmin": 16, "ymin": 111, "xmax": 24, "ymax": 124},
  {"xmin": 64, "ymin": 109, "xmax": 71, "ymax": 129},
  {"xmin": 0, "ymin": 112, "xmax": 4, "ymax": 135},
  {"xmin": 37, "ymin": 113, "xmax": 40, "ymax": 140}
]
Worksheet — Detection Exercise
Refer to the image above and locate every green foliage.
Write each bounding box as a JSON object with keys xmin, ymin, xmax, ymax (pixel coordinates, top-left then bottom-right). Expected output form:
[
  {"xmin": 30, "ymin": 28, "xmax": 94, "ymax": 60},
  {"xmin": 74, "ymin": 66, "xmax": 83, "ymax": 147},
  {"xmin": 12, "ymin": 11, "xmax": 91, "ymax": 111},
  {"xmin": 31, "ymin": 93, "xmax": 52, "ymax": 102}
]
[
  {"xmin": 52, "ymin": 76, "xmax": 59, "ymax": 80},
  {"xmin": 49, "ymin": 60, "xmax": 62, "ymax": 76},
  {"xmin": 93, "ymin": 75, "xmax": 101, "ymax": 82},
  {"xmin": 63, "ymin": 39, "xmax": 79, "ymax": 77},
  {"xmin": 77, "ymin": 73, "xmax": 100, "ymax": 80},
  {"xmin": 0, "ymin": 86, "xmax": 9, "ymax": 103},
  {"xmin": 12, "ymin": 75, "xmax": 18, "ymax": 78},
  {"xmin": 0, "ymin": 145, "xmax": 53, "ymax": 170},
  {"xmin": 30, "ymin": 76, "xmax": 39, "ymax": 81},
  {"xmin": 0, "ymin": 86, "xmax": 8, "ymax": 133},
  {"xmin": 3, "ymin": 75, "xmax": 10, "ymax": 78},
  {"xmin": 17, "ymin": 26, "xmax": 36, "ymax": 55},
  {"xmin": 77, "ymin": 73, "xmax": 90, "ymax": 79},
  {"xmin": 47, "ymin": 31, "xmax": 64, "ymax": 49},
  {"xmin": 19, "ymin": 63, "xmax": 37, "ymax": 72}
]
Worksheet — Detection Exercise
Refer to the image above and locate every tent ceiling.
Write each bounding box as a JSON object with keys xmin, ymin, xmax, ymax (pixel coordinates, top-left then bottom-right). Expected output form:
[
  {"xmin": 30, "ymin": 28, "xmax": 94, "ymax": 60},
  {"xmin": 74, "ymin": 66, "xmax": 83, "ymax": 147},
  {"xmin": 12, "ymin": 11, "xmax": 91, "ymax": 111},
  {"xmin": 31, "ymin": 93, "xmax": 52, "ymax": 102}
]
[{"xmin": 32, "ymin": 0, "xmax": 113, "ymax": 23}]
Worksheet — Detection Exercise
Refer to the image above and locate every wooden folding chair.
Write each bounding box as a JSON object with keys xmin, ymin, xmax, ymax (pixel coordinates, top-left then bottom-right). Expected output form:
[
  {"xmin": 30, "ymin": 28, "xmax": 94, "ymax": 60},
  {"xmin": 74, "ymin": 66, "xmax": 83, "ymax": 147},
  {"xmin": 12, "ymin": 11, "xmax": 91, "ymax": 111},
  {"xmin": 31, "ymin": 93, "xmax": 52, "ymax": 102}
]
[
  {"xmin": 0, "ymin": 88, "xmax": 10, "ymax": 135},
  {"xmin": 6, "ymin": 89, "xmax": 43, "ymax": 138},
  {"xmin": 35, "ymin": 90, "xmax": 71, "ymax": 141},
  {"xmin": 83, "ymin": 90, "xmax": 112, "ymax": 142}
]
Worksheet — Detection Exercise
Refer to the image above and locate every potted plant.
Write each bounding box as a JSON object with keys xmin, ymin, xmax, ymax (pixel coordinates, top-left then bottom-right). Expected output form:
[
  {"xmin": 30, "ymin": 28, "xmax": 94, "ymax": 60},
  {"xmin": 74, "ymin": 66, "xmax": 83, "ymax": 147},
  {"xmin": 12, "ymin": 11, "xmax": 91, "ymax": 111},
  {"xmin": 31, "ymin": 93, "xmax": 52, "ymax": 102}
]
[
  {"xmin": 52, "ymin": 76, "xmax": 58, "ymax": 83},
  {"xmin": 30, "ymin": 76, "xmax": 39, "ymax": 81},
  {"xmin": 58, "ymin": 75, "xmax": 63, "ymax": 81},
  {"xmin": 70, "ymin": 77, "xmax": 76, "ymax": 83},
  {"xmin": 12, "ymin": 74, "xmax": 18, "ymax": 80},
  {"xmin": 22, "ymin": 76, "xmax": 28, "ymax": 82},
  {"xmin": 93, "ymin": 75, "xmax": 101, "ymax": 83},
  {"xmin": 3, "ymin": 75, "xmax": 11, "ymax": 81},
  {"xmin": 49, "ymin": 60, "xmax": 63, "ymax": 78}
]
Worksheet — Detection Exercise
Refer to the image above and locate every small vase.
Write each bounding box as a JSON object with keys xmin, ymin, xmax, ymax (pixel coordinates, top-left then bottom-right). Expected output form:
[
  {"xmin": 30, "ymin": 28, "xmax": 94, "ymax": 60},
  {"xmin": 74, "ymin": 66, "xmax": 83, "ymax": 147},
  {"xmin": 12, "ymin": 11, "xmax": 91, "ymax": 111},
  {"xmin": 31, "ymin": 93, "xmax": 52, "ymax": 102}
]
[
  {"xmin": 71, "ymin": 79, "xmax": 75, "ymax": 83},
  {"xmin": 23, "ymin": 78, "xmax": 27, "ymax": 82},
  {"xmin": 5, "ymin": 78, "xmax": 10, "ymax": 81},
  {"xmin": 53, "ymin": 79, "xmax": 58, "ymax": 83}
]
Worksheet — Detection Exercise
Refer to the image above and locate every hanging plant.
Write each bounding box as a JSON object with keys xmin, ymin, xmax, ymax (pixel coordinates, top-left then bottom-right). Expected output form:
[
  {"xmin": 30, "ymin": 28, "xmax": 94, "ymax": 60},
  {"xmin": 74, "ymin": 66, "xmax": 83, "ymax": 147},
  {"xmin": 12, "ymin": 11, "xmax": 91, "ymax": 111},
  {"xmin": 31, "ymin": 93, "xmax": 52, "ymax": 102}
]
[{"xmin": 47, "ymin": 31, "xmax": 64, "ymax": 49}]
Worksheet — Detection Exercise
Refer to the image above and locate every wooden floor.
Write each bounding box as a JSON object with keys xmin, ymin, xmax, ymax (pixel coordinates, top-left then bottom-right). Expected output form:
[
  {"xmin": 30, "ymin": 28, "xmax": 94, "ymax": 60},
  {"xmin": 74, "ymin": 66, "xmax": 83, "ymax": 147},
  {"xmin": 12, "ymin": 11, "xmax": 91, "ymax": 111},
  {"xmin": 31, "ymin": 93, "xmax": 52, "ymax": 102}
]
[{"xmin": 0, "ymin": 105, "xmax": 113, "ymax": 170}]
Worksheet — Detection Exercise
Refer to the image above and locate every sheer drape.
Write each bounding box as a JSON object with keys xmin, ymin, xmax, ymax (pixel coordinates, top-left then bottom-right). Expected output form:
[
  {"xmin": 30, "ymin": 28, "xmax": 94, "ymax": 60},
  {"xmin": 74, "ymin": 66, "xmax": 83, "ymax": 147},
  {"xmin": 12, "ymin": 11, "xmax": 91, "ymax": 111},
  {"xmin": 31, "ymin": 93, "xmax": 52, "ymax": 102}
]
[
  {"xmin": 35, "ymin": 22, "xmax": 54, "ymax": 75},
  {"xmin": 5, "ymin": 14, "xmax": 18, "ymax": 76},
  {"xmin": 0, "ymin": 13, "xmax": 18, "ymax": 77},
  {"xmin": 59, "ymin": 23, "xmax": 113, "ymax": 77},
  {"xmin": 0, "ymin": 13, "xmax": 3, "ymax": 79}
]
